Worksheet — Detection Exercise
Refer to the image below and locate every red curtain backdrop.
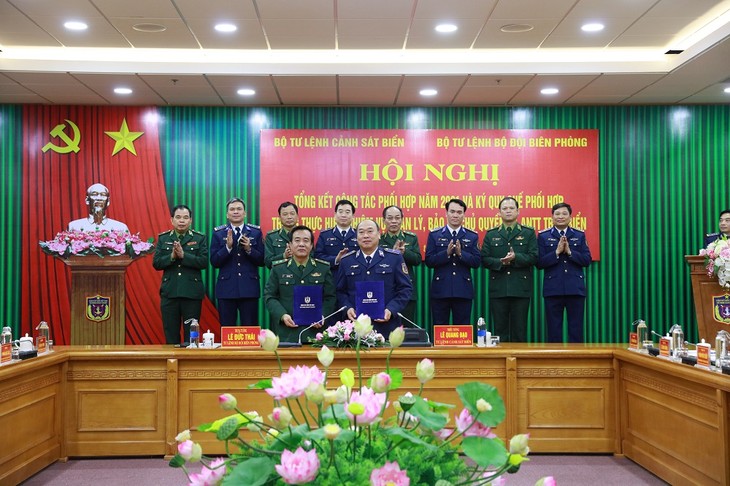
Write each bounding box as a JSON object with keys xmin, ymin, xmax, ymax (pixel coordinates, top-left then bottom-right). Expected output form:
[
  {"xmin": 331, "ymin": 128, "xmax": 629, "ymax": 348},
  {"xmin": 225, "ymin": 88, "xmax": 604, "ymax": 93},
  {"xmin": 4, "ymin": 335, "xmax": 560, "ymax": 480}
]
[{"xmin": 21, "ymin": 106, "xmax": 219, "ymax": 344}]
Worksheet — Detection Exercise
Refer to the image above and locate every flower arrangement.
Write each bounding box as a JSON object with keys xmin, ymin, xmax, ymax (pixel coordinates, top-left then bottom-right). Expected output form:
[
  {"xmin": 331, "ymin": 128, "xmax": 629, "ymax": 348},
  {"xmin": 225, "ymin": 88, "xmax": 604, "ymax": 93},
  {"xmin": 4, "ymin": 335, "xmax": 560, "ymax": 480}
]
[
  {"xmin": 39, "ymin": 229, "xmax": 154, "ymax": 259},
  {"xmin": 701, "ymin": 237, "xmax": 730, "ymax": 288},
  {"xmin": 170, "ymin": 314, "xmax": 554, "ymax": 486},
  {"xmin": 309, "ymin": 316, "xmax": 386, "ymax": 348}
]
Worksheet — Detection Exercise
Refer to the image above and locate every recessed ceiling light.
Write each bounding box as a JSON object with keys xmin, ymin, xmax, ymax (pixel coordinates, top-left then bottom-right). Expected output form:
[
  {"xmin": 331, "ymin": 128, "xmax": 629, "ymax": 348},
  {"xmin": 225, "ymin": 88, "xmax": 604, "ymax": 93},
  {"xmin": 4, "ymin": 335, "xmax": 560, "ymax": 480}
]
[
  {"xmin": 500, "ymin": 24, "xmax": 534, "ymax": 33},
  {"xmin": 724, "ymin": 87, "xmax": 730, "ymax": 94},
  {"xmin": 435, "ymin": 24, "xmax": 458, "ymax": 33},
  {"xmin": 581, "ymin": 23, "xmax": 605, "ymax": 32},
  {"xmin": 237, "ymin": 88, "xmax": 256, "ymax": 96},
  {"xmin": 133, "ymin": 23, "xmax": 167, "ymax": 33},
  {"xmin": 420, "ymin": 89, "xmax": 438, "ymax": 96},
  {"xmin": 540, "ymin": 88, "xmax": 559, "ymax": 95},
  {"xmin": 114, "ymin": 87, "xmax": 133, "ymax": 95},
  {"xmin": 215, "ymin": 23, "xmax": 237, "ymax": 33},
  {"xmin": 64, "ymin": 21, "xmax": 88, "ymax": 31}
]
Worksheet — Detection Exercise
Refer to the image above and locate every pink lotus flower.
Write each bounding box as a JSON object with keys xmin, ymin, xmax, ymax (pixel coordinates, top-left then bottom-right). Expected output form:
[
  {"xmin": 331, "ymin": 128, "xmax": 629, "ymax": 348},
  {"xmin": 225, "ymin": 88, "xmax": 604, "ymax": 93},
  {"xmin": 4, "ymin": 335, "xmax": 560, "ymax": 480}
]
[
  {"xmin": 218, "ymin": 393, "xmax": 237, "ymax": 411},
  {"xmin": 188, "ymin": 457, "xmax": 226, "ymax": 485},
  {"xmin": 371, "ymin": 372, "xmax": 391, "ymax": 393},
  {"xmin": 370, "ymin": 461, "xmax": 410, "ymax": 486},
  {"xmin": 178, "ymin": 440, "xmax": 202, "ymax": 462},
  {"xmin": 535, "ymin": 476, "xmax": 557, "ymax": 486},
  {"xmin": 345, "ymin": 386, "xmax": 387, "ymax": 425},
  {"xmin": 266, "ymin": 365, "xmax": 325, "ymax": 400},
  {"xmin": 455, "ymin": 408, "xmax": 496, "ymax": 438},
  {"xmin": 275, "ymin": 447, "xmax": 320, "ymax": 484}
]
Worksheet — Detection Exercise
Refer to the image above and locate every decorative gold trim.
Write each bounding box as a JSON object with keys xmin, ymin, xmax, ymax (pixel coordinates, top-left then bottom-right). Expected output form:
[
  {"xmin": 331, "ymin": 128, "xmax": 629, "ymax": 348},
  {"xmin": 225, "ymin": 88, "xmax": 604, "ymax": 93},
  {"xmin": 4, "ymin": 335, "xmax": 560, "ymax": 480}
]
[
  {"xmin": 518, "ymin": 368, "xmax": 613, "ymax": 378},
  {"xmin": 0, "ymin": 373, "xmax": 59, "ymax": 402},
  {"xmin": 622, "ymin": 369, "xmax": 716, "ymax": 410},
  {"xmin": 67, "ymin": 370, "xmax": 167, "ymax": 380}
]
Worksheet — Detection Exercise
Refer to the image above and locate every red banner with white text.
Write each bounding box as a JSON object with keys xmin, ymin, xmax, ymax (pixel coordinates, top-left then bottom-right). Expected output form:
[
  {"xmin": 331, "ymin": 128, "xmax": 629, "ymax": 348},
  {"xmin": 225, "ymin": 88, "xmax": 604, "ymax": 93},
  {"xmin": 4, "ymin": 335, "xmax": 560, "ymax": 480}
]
[{"xmin": 260, "ymin": 129, "xmax": 600, "ymax": 258}]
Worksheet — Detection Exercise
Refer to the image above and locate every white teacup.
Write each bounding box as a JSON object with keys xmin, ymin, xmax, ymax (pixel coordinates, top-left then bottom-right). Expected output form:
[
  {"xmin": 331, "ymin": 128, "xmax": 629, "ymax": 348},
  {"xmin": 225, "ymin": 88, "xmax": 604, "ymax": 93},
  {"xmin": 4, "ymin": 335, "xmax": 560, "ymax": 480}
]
[{"xmin": 17, "ymin": 335, "xmax": 34, "ymax": 352}]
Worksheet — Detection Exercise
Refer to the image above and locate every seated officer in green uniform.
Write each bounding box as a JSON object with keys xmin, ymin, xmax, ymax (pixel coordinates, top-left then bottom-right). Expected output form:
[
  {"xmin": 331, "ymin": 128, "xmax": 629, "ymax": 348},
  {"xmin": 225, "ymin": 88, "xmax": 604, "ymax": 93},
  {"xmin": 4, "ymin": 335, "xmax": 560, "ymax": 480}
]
[
  {"xmin": 265, "ymin": 201, "xmax": 299, "ymax": 268},
  {"xmin": 264, "ymin": 225, "xmax": 336, "ymax": 343},
  {"xmin": 152, "ymin": 204, "xmax": 208, "ymax": 344},
  {"xmin": 380, "ymin": 205, "xmax": 422, "ymax": 322}
]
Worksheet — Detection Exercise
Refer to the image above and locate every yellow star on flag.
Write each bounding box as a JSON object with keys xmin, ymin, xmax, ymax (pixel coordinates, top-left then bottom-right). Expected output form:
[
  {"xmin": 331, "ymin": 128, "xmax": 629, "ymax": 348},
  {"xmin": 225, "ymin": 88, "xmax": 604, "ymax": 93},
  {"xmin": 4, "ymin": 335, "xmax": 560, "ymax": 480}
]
[{"xmin": 105, "ymin": 118, "xmax": 144, "ymax": 156}]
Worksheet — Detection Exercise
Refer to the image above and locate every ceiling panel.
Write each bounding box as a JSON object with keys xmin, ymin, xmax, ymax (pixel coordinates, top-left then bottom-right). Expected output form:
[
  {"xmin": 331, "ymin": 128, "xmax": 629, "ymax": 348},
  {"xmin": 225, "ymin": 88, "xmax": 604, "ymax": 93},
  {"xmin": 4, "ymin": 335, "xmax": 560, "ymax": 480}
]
[
  {"xmin": 406, "ymin": 18, "xmax": 486, "ymax": 49},
  {"xmin": 474, "ymin": 19, "xmax": 559, "ymax": 48},
  {"xmin": 567, "ymin": 0, "xmax": 657, "ymax": 19},
  {"xmin": 207, "ymin": 75, "xmax": 281, "ymax": 105},
  {"xmin": 576, "ymin": 73, "xmax": 665, "ymax": 96},
  {"xmin": 490, "ymin": 0, "xmax": 577, "ymax": 19},
  {"xmin": 257, "ymin": 0, "xmax": 334, "ymax": 20},
  {"xmin": 109, "ymin": 18, "xmax": 199, "ymax": 49},
  {"xmin": 0, "ymin": 2, "xmax": 60, "ymax": 46},
  {"xmin": 186, "ymin": 19, "xmax": 268, "ymax": 49},
  {"xmin": 337, "ymin": 0, "xmax": 413, "ymax": 19},
  {"xmin": 510, "ymin": 74, "xmax": 598, "ymax": 104},
  {"xmin": 73, "ymin": 73, "xmax": 166, "ymax": 104},
  {"xmin": 273, "ymin": 75, "xmax": 337, "ymax": 105},
  {"xmin": 338, "ymin": 75, "xmax": 400, "ymax": 105},
  {"xmin": 396, "ymin": 75, "xmax": 466, "ymax": 105},
  {"xmin": 92, "ymin": 0, "xmax": 181, "ymax": 18},
  {"xmin": 175, "ymin": 0, "xmax": 259, "ymax": 19},
  {"xmin": 413, "ymin": 0, "xmax": 496, "ymax": 19},
  {"xmin": 264, "ymin": 19, "xmax": 335, "ymax": 49}
]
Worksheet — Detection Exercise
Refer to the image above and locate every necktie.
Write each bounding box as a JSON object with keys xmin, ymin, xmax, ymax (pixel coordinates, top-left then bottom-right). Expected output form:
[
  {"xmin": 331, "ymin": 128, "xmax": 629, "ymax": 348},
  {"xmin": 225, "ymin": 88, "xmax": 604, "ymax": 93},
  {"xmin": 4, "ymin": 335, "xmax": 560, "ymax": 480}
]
[
  {"xmin": 559, "ymin": 230, "xmax": 565, "ymax": 237},
  {"xmin": 507, "ymin": 227, "xmax": 513, "ymax": 235},
  {"xmin": 341, "ymin": 230, "xmax": 347, "ymax": 238},
  {"xmin": 452, "ymin": 230, "xmax": 457, "ymax": 239},
  {"xmin": 365, "ymin": 256, "xmax": 372, "ymax": 266},
  {"xmin": 234, "ymin": 227, "xmax": 241, "ymax": 242},
  {"xmin": 298, "ymin": 264, "xmax": 305, "ymax": 272}
]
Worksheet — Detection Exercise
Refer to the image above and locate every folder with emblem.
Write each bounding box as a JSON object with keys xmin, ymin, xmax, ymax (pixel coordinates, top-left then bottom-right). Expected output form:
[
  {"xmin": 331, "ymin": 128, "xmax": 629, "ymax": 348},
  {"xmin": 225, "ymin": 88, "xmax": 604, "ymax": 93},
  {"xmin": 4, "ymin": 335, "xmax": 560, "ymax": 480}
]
[
  {"xmin": 293, "ymin": 285, "xmax": 323, "ymax": 326},
  {"xmin": 355, "ymin": 281, "xmax": 385, "ymax": 320}
]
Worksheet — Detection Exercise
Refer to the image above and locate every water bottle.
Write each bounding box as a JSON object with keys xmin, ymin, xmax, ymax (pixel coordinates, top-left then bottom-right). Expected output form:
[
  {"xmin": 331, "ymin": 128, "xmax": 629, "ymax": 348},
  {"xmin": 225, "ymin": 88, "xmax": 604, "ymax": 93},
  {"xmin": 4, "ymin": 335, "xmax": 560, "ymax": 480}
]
[
  {"xmin": 36, "ymin": 321, "xmax": 50, "ymax": 351},
  {"xmin": 1, "ymin": 326, "xmax": 12, "ymax": 345},
  {"xmin": 477, "ymin": 317, "xmax": 487, "ymax": 347},
  {"xmin": 189, "ymin": 319, "xmax": 200, "ymax": 348},
  {"xmin": 636, "ymin": 319, "xmax": 648, "ymax": 349}
]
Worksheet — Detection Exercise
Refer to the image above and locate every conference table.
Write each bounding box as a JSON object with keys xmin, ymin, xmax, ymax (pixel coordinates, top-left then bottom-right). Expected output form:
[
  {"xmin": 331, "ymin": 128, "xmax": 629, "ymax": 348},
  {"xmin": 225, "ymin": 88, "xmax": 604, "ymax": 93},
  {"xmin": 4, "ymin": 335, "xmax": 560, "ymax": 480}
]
[{"xmin": 1, "ymin": 344, "xmax": 728, "ymax": 486}]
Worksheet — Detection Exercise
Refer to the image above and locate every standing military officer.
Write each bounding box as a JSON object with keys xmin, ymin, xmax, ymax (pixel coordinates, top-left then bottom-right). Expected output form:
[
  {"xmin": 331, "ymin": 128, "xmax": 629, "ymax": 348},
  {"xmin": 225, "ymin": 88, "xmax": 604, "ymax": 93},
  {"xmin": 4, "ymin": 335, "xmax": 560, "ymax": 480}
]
[
  {"xmin": 336, "ymin": 219, "xmax": 412, "ymax": 336},
  {"xmin": 380, "ymin": 205, "xmax": 422, "ymax": 322},
  {"xmin": 482, "ymin": 196, "xmax": 538, "ymax": 342},
  {"xmin": 537, "ymin": 202, "xmax": 592, "ymax": 343},
  {"xmin": 705, "ymin": 209, "xmax": 730, "ymax": 246},
  {"xmin": 152, "ymin": 205, "xmax": 208, "ymax": 344},
  {"xmin": 265, "ymin": 201, "xmax": 299, "ymax": 269},
  {"xmin": 314, "ymin": 199, "xmax": 359, "ymax": 268},
  {"xmin": 425, "ymin": 198, "xmax": 481, "ymax": 325},
  {"xmin": 264, "ymin": 225, "xmax": 336, "ymax": 343},
  {"xmin": 210, "ymin": 197, "xmax": 265, "ymax": 326}
]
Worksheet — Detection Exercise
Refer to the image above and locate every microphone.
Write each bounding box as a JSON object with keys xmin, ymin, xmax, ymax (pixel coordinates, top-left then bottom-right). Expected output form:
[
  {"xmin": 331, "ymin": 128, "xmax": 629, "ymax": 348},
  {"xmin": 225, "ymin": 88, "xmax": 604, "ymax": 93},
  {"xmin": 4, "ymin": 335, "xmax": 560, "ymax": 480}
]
[
  {"xmin": 650, "ymin": 330, "xmax": 664, "ymax": 341},
  {"xmin": 297, "ymin": 306, "xmax": 347, "ymax": 345},
  {"xmin": 397, "ymin": 312, "xmax": 432, "ymax": 346}
]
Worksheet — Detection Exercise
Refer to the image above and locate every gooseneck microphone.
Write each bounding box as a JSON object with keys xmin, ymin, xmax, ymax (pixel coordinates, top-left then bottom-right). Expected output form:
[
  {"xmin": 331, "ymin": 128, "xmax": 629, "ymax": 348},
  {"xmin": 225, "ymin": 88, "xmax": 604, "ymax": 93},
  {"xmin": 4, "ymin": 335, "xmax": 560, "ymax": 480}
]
[
  {"xmin": 297, "ymin": 306, "xmax": 347, "ymax": 345},
  {"xmin": 397, "ymin": 312, "xmax": 432, "ymax": 345}
]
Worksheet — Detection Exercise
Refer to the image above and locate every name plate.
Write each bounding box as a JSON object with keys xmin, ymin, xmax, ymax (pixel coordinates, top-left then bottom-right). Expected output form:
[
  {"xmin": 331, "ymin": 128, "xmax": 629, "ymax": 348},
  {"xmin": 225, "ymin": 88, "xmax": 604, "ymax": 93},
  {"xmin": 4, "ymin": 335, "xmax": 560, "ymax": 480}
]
[
  {"xmin": 629, "ymin": 332, "xmax": 639, "ymax": 350},
  {"xmin": 434, "ymin": 325, "xmax": 473, "ymax": 346},
  {"xmin": 0, "ymin": 343, "xmax": 11, "ymax": 364},
  {"xmin": 696, "ymin": 343, "xmax": 712, "ymax": 368},
  {"xmin": 221, "ymin": 326, "xmax": 261, "ymax": 348},
  {"xmin": 659, "ymin": 337, "xmax": 671, "ymax": 358},
  {"xmin": 37, "ymin": 336, "xmax": 47, "ymax": 354}
]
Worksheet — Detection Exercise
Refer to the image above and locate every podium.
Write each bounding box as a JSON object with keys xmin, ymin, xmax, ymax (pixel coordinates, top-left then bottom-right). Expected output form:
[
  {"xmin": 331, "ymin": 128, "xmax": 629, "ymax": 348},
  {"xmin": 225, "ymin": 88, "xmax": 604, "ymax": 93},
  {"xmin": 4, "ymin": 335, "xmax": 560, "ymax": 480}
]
[
  {"xmin": 685, "ymin": 255, "xmax": 730, "ymax": 341},
  {"xmin": 62, "ymin": 255, "xmax": 135, "ymax": 345}
]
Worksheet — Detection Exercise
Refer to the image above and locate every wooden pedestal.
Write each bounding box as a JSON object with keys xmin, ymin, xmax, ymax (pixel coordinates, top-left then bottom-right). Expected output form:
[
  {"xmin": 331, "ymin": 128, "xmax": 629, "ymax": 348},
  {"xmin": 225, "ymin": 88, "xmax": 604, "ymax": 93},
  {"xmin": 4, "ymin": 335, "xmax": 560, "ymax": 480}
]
[
  {"xmin": 62, "ymin": 255, "xmax": 134, "ymax": 345},
  {"xmin": 685, "ymin": 255, "xmax": 730, "ymax": 342}
]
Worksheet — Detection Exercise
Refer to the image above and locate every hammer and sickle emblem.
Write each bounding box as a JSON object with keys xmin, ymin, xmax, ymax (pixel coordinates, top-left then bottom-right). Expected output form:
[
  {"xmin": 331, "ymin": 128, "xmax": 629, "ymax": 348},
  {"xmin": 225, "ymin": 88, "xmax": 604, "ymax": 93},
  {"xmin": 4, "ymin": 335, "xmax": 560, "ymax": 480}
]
[{"xmin": 41, "ymin": 119, "xmax": 81, "ymax": 154}]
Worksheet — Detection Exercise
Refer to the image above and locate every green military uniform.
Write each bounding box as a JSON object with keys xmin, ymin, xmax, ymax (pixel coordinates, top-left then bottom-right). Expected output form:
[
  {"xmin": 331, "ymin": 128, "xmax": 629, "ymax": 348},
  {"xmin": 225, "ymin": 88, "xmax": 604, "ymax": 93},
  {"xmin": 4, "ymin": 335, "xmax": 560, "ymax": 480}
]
[
  {"xmin": 264, "ymin": 257, "xmax": 336, "ymax": 343},
  {"xmin": 264, "ymin": 227, "xmax": 292, "ymax": 269},
  {"xmin": 481, "ymin": 224, "xmax": 537, "ymax": 342},
  {"xmin": 380, "ymin": 230, "xmax": 422, "ymax": 322},
  {"xmin": 152, "ymin": 229, "xmax": 208, "ymax": 344}
]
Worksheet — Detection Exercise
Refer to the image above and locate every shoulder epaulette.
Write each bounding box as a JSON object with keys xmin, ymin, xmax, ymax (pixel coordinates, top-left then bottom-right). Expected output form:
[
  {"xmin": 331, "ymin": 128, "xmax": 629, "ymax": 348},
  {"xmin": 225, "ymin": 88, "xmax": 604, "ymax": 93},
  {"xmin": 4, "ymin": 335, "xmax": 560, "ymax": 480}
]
[
  {"xmin": 314, "ymin": 258, "xmax": 330, "ymax": 266},
  {"xmin": 430, "ymin": 227, "xmax": 443, "ymax": 233},
  {"xmin": 487, "ymin": 226, "xmax": 500, "ymax": 232},
  {"xmin": 463, "ymin": 227, "xmax": 478, "ymax": 235},
  {"xmin": 384, "ymin": 247, "xmax": 400, "ymax": 254},
  {"xmin": 403, "ymin": 230, "xmax": 417, "ymax": 236},
  {"xmin": 272, "ymin": 259, "xmax": 288, "ymax": 266},
  {"xmin": 191, "ymin": 229, "xmax": 205, "ymax": 235},
  {"xmin": 247, "ymin": 223, "xmax": 260, "ymax": 229},
  {"xmin": 539, "ymin": 228, "xmax": 551, "ymax": 233},
  {"xmin": 158, "ymin": 230, "xmax": 171, "ymax": 236},
  {"xmin": 266, "ymin": 228, "xmax": 279, "ymax": 235},
  {"xmin": 341, "ymin": 250, "xmax": 357, "ymax": 259},
  {"xmin": 707, "ymin": 232, "xmax": 719, "ymax": 237},
  {"xmin": 214, "ymin": 224, "xmax": 228, "ymax": 232}
]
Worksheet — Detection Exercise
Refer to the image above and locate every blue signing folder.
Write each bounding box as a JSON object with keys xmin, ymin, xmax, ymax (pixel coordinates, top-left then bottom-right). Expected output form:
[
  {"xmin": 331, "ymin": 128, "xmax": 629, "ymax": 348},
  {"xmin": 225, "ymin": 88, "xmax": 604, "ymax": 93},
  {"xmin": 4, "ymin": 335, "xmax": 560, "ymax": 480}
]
[
  {"xmin": 355, "ymin": 281, "xmax": 385, "ymax": 320},
  {"xmin": 292, "ymin": 285, "xmax": 323, "ymax": 326}
]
